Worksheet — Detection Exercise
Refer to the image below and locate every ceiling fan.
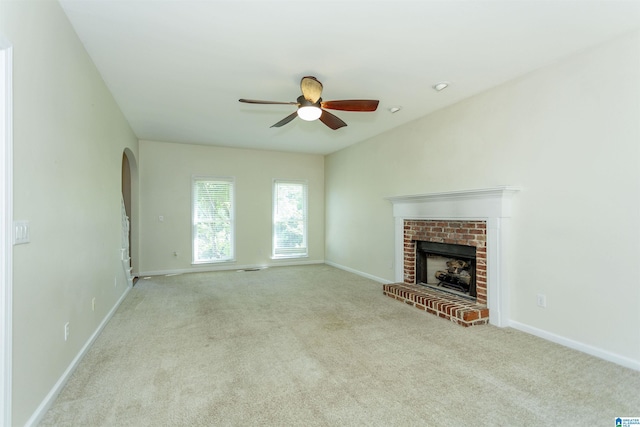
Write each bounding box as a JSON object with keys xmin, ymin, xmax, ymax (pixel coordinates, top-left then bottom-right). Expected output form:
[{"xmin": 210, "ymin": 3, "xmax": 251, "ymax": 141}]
[{"xmin": 239, "ymin": 76, "xmax": 379, "ymax": 130}]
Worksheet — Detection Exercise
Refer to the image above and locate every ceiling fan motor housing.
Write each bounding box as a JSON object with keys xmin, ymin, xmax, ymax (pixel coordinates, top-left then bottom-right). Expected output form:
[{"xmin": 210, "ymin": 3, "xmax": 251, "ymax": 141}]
[{"xmin": 297, "ymin": 95, "xmax": 320, "ymax": 108}]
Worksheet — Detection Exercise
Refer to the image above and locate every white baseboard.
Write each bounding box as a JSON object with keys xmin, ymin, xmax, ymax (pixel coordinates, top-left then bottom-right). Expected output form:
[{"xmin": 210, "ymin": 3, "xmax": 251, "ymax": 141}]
[
  {"xmin": 508, "ymin": 320, "xmax": 640, "ymax": 372},
  {"xmin": 141, "ymin": 260, "xmax": 392, "ymax": 285},
  {"xmin": 25, "ymin": 286, "xmax": 132, "ymax": 427},
  {"xmin": 324, "ymin": 261, "xmax": 392, "ymax": 284},
  {"xmin": 137, "ymin": 259, "xmax": 325, "ymax": 277}
]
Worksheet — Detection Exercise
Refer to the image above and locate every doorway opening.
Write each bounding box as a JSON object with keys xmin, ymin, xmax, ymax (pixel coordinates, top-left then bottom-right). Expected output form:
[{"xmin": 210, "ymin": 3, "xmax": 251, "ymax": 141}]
[{"xmin": 121, "ymin": 148, "xmax": 138, "ymax": 285}]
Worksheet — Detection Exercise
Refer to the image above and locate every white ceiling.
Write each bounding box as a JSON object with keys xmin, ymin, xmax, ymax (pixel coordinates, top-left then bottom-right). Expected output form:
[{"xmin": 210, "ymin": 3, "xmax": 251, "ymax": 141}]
[{"xmin": 59, "ymin": 0, "xmax": 640, "ymax": 155}]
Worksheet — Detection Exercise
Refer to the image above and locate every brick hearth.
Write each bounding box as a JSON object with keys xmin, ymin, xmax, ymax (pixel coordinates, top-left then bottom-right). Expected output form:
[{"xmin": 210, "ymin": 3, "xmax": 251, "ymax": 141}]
[{"xmin": 383, "ymin": 283, "xmax": 489, "ymax": 327}]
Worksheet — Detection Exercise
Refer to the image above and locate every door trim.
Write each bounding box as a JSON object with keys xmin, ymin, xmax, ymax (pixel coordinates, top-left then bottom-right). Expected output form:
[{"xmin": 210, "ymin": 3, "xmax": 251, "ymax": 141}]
[{"xmin": 0, "ymin": 38, "xmax": 14, "ymax": 426}]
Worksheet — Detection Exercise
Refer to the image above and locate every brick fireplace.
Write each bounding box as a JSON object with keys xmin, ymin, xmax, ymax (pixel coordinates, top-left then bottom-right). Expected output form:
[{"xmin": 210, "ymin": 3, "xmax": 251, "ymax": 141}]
[
  {"xmin": 385, "ymin": 187, "xmax": 519, "ymax": 327},
  {"xmin": 383, "ymin": 219, "xmax": 489, "ymax": 327},
  {"xmin": 404, "ymin": 220, "xmax": 487, "ymax": 304}
]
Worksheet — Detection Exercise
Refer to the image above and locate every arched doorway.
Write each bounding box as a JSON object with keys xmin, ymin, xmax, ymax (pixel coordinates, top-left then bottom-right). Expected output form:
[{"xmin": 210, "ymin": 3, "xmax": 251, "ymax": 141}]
[{"xmin": 121, "ymin": 148, "xmax": 138, "ymax": 283}]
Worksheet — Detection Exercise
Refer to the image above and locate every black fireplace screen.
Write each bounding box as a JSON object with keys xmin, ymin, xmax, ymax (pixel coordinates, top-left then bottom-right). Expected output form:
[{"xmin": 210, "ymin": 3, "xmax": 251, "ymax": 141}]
[{"xmin": 415, "ymin": 241, "xmax": 477, "ymax": 297}]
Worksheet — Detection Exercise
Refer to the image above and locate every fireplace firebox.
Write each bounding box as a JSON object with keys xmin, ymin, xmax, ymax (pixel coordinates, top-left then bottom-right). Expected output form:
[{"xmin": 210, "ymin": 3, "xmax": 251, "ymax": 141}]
[{"xmin": 415, "ymin": 241, "xmax": 477, "ymax": 298}]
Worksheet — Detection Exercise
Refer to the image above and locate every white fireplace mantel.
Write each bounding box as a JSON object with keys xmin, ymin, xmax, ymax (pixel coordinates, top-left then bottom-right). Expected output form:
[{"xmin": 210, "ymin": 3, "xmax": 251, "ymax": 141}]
[
  {"xmin": 386, "ymin": 186, "xmax": 520, "ymax": 219},
  {"xmin": 386, "ymin": 186, "xmax": 520, "ymax": 327}
]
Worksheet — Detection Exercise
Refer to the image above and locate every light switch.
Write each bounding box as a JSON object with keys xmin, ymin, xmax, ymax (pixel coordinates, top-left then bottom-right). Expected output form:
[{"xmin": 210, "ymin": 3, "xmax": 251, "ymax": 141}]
[{"xmin": 13, "ymin": 220, "xmax": 30, "ymax": 245}]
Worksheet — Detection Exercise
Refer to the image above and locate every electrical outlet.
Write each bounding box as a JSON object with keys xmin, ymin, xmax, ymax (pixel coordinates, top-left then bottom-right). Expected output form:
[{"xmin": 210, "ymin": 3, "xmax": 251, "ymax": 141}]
[
  {"xmin": 64, "ymin": 322, "xmax": 70, "ymax": 341},
  {"xmin": 536, "ymin": 294, "xmax": 547, "ymax": 308},
  {"xmin": 92, "ymin": 297, "xmax": 95, "ymax": 311}
]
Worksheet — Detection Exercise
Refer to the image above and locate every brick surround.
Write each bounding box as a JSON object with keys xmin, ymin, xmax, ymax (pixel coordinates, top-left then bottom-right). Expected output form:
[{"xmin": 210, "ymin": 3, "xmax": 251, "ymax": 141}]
[{"xmin": 403, "ymin": 220, "xmax": 487, "ymax": 305}]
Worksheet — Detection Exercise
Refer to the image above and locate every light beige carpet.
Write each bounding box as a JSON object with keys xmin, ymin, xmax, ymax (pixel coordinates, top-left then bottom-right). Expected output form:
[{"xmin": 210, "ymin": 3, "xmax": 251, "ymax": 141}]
[{"xmin": 39, "ymin": 265, "xmax": 640, "ymax": 426}]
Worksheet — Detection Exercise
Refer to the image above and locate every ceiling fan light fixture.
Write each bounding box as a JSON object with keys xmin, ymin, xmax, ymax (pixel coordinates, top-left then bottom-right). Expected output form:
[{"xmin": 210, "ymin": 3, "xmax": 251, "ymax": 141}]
[{"xmin": 297, "ymin": 106, "xmax": 322, "ymax": 121}]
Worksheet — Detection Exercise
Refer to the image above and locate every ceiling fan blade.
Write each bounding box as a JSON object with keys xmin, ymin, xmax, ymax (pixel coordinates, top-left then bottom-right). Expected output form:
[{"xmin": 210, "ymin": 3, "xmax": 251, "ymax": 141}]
[
  {"xmin": 319, "ymin": 110, "xmax": 347, "ymax": 130},
  {"xmin": 239, "ymin": 99, "xmax": 298, "ymax": 105},
  {"xmin": 300, "ymin": 76, "xmax": 323, "ymax": 103},
  {"xmin": 270, "ymin": 111, "xmax": 298, "ymax": 128},
  {"xmin": 321, "ymin": 99, "xmax": 380, "ymax": 112}
]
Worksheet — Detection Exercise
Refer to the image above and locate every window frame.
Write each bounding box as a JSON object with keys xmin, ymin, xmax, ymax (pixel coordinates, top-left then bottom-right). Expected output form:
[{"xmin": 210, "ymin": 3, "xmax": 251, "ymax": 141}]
[
  {"xmin": 191, "ymin": 175, "xmax": 235, "ymax": 265},
  {"xmin": 272, "ymin": 179, "xmax": 309, "ymax": 259}
]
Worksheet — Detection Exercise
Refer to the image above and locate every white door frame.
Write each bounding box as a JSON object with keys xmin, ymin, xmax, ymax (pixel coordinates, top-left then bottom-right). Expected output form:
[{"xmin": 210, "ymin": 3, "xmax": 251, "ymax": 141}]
[{"xmin": 0, "ymin": 38, "xmax": 14, "ymax": 426}]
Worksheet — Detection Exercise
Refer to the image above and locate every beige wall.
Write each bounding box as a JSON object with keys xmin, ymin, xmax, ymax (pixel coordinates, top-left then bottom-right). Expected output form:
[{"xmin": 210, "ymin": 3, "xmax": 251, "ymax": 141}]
[
  {"xmin": 1, "ymin": 1, "xmax": 637, "ymax": 423},
  {"xmin": 326, "ymin": 31, "xmax": 640, "ymax": 366},
  {"xmin": 138, "ymin": 140, "xmax": 324, "ymax": 274},
  {"xmin": 1, "ymin": 1, "xmax": 139, "ymax": 424}
]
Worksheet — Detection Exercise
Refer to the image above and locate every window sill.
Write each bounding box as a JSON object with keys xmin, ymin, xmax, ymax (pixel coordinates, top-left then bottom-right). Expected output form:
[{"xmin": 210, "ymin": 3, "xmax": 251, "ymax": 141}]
[
  {"xmin": 271, "ymin": 255, "xmax": 308, "ymax": 260},
  {"xmin": 192, "ymin": 259, "xmax": 236, "ymax": 266}
]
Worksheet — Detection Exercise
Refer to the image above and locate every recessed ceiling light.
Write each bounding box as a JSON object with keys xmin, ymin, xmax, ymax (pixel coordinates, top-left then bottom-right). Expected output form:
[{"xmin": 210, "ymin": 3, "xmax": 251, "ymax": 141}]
[
  {"xmin": 389, "ymin": 106, "xmax": 402, "ymax": 113},
  {"xmin": 433, "ymin": 82, "xmax": 449, "ymax": 91}
]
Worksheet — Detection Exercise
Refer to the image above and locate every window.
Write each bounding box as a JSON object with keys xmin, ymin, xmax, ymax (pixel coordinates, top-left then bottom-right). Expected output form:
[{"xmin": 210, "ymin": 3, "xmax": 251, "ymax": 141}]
[
  {"xmin": 192, "ymin": 177, "xmax": 234, "ymax": 264},
  {"xmin": 273, "ymin": 180, "xmax": 308, "ymax": 258}
]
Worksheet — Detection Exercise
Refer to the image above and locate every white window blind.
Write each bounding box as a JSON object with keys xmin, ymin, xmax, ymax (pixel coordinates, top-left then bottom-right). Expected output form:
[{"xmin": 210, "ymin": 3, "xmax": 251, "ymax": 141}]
[
  {"xmin": 273, "ymin": 180, "xmax": 308, "ymax": 258},
  {"xmin": 192, "ymin": 177, "xmax": 234, "ymax": 263}
]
